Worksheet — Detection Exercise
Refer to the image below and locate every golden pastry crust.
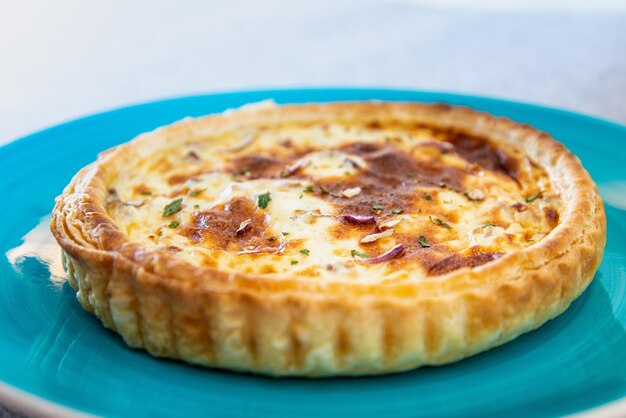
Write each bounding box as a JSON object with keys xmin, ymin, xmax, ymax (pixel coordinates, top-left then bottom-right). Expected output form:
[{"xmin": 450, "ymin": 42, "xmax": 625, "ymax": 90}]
[{"xmin": 51, "ymin": 102, "xmax": 606, "ymax": 377}]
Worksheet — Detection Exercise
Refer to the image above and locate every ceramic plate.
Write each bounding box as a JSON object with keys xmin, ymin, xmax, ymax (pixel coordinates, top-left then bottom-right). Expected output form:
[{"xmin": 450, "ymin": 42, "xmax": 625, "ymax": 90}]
[{"xmin": 2, "ymin": 89, "xmax": 626, "ymax": 417}]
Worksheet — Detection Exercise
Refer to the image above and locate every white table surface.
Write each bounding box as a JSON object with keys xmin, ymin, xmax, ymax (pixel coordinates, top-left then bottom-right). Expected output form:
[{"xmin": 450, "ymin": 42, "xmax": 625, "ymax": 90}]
[
  {"xmin": 1, "ymin": 1, "xmax": 625, "ymax": 416},
  {"xmin": 2, "ymin": 0, "xmax": 626, "ymax": 146}
]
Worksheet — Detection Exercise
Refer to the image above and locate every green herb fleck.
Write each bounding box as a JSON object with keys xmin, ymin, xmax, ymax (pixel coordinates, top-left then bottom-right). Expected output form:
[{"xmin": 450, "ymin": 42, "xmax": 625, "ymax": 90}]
[
  {"xmin": 351, "ymin": 249, "xmax": 370, "ymax": 258},
  {"xmin": 140, "ymin": 191, "xmax": 152, "ymax": 196},
  {"xmin": 279, "ymin": 171, "xmax": 289, "ymax": 178},
  {"xmin": 189, "ymin": 188, "xmax": 206, "ymax": 197},
  {"xmin": 282, "ymin": 231, "xmax": 290, "ymax": 236},
  {"xmin": 157, "ymin": 229, "xmax": 163, "ymax": 236},
  {"xmin": 258, "ymin": 192, "xmax": 271, "ymax": 209},
  {"xmin": 391, "ymin": 209, "xmax": 404, "ymax": 214},
  {"xmin": 290, "ymin": 260, "xmax": 299, "ymax": 265},
  {"xmin": 425, "ymin": 194, "xmax": 432, "ymax": 201},
  {"xmin": 238, "ymin": 167, "xmax": 251, "ymax": 175},
  {"xmin": 525, "ymin": 190, "xmax": 545, "ymax": 203},
  {"xmin": 418, "ymin": 235, "xmax": 431, "ymax": 248},
  {"xmin": 163, "ymin": 198, "xmax": 183, "ymax": 217},
  {"xmin": 303, "ymin": 185, "xmax": 314, "ymax": 193},
  {"xmin": 168, "ymin": 221, "xmax": 180, "ymax": 229},
  {"xmin": 372, "ymin": 204, "xmax": 384, "ymax": 211},
  {"xmin": 483, "ymin": 223, "xmax": 497, "ymax": 228},
  {"xmin": 429, "ymin": 216, "xmax": 452, "ymax": 229},
  {"xmin": 193, "ymin": 204, "xmax": 200, "ymax": 209},
  {"xmin": 300, "ymin": 249, "xmax": 310, "ymax": 256}
]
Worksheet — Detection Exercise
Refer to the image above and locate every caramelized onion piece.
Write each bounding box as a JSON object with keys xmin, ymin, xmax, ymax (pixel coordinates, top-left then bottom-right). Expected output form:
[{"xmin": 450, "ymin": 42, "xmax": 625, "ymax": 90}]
[
  {"xmin": 223, "ymin": 134, "xmax": 256, "ymax": 153},
  {"xmin": 412, "ymin": 141, "xmax": 454, "ymax": 152},
  {"xmin": 341, "ymin": 214, "xmax": 377, "ymax": 224},
  {"xmin": 377, "ymin": 217, "xmax": 401, "ymax": 230},
  {"xmin": 285, "ymin": 160, "xmax": 307, "ymax": 176},
  {"xmin": 342, "ymin": 187, "xmax": 362, "ymax": 198},
  {"xmin": 362, "ymin": 244, "xmax": 405, "ymax": 264},
  {"xmin": 235, "ymin": 219, "xmax": 252, "ymax": 236},
  {"xmin": 361, "ymin": 228, "xmax": 394, "ymax": 243},
  {"xmin": 237, "ymin": 244, "xmax": 285, "ymax": 255}
]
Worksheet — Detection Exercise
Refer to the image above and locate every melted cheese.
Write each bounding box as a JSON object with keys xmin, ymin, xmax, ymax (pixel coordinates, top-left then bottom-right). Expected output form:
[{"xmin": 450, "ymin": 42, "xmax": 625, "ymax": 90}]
[{"xmin": 106, "ymin": 115, "xmax": 562, "ymax": 284}]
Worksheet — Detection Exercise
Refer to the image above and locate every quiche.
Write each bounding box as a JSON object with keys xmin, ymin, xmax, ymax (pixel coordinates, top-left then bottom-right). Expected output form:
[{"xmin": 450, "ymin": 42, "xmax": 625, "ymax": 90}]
[{"xmin": 50, "ymin": 101, "xmax": 606, "ymax": 377}]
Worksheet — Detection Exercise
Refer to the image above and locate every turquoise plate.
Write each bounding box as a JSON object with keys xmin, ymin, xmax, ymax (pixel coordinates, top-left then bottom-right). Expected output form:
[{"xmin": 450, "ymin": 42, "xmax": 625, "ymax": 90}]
[{"xmin": 2, "ymin": 89, "xmax": 626, "ymax": 418}]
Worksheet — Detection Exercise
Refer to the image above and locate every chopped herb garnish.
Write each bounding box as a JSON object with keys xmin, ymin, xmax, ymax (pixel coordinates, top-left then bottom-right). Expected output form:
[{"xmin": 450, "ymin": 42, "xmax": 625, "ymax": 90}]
[
  {"xmin": 282, "ymin": 231, "xmax": 290, "ymax": 236},
  {"xmin": 279, "ymin": 171, "xmax": 289, "ymax": 178},
  {"xmin": 163, "ymin": 198, "xmax": 183, "ymax": 217},
  {"xmin": 430, "ymin": 216, "xmax": 452, "ymax": 229},
  {"xmin": 425, "ymin": 194, "xmax": 432, "ymax": 201},
  {"xmin": 372, "ymin": 204, "xmax": 384, "ymax": 211},
  {"xmin": 483, "ymin": 223, "xmax": 497, "ymax": 228},
  {"xmin": 391, "ymin": 209, "xmax": 404, "ymax": 214},
  {"xmin": 189, "ymin": 188, "xmax": 206, "ymax": 197},
  {"xmin": 299, "ymin": 194, "xmax": 303, "ymax": 199},
  {"xmin": 168, "ymin": 221, "xmax": 180, "ymax": 229},
  {"xmin": 525, "ymin": 190, "xmax": 545, "ymax": 203},
  {"xmin": 140, "ymin": 191, "xmax": 152, "ymax": 196},
  {"xmin": 238, "ymin": 167, "xmax": 251, "ymax": 175},
  {"xmin": 351, "ymin": 249, "xmax": 370, "ymax": 258},
  {"xmin": 418, "ymin": 235, "xmax": 431, "ymax": 248},
  {"xmin": 344, "ymin": 171, "xmax": 351, "ymax": 176},
  {"xmin": 290, "ymin": 260, "xmax": 299, "ymax": 265},
  {"xmin": 300, "ymin": 249, "xmax": 310, "ymax": 256},
  {"xmin": 193, "ymin": 204, "xmax": 200, "ymax": 209},
  {"xmin": 157, "ymin": 229, "xmax": 163, "ymax": 236},
  {"xmin": 257, "ymin": 192, "xmax": 271, "ymax": 209},
  {"xmin": 303, "ymin": 185, "xmax": 314, "ymax": 193}
]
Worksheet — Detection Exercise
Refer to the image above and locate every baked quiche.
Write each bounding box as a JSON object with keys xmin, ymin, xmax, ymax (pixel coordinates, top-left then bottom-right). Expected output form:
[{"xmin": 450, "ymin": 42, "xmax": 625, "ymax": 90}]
[{"xmin": 51, "ymin": 101, "xmax": 606, "ymax": 377}]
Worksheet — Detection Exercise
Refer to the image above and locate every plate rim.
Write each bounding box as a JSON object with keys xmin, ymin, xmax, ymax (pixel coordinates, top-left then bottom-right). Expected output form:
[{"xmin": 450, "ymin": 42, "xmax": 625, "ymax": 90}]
[
  {"xmin": 2, "ymin": 86, "xmax": 626, "ymax": 153},
  {"xmin": 2, "ymin": 87, "xmax": 625, "ymax": 418}
]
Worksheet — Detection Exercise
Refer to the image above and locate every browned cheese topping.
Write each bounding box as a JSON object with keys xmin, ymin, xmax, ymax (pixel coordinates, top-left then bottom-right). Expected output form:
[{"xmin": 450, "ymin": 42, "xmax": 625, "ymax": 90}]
[{"xmin": 106, "ymin": 117, "xmax": 561, "ymax": 283}]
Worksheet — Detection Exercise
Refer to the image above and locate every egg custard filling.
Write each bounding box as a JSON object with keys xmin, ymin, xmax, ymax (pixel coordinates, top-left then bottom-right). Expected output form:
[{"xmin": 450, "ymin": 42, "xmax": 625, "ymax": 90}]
[{"xmin": 107, "ymin": 118, "xmax": 559, "ymax": 283}]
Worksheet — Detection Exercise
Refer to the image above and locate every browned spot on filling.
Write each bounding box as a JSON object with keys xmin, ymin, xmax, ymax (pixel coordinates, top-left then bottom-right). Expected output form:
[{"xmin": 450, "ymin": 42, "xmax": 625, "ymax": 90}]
[
  {"xmin": 230, "ymin": 155, "xmax": 287, "ymax": 179},
  {"xmin": 341, "ymin": 142, "xmax": 469, "ymax": 190},
  {"xmin": 186, "ymin": 151, "xmax": 200, "ymax": 160},
  {"xmin": 167, "ymin": 170, "xmax": 204, "ymax": 185},
  {"xmin": 165, "ymin": 245, "xmax": 183, "ymax": 253},
  {"xmin": 181, "ymin": 196, "xmax": 280, "ymax": 252},
  {"xmin": 544, "ymin": 206, "xmax": 560, "ymax": 228},
  {"xmin": 446, "ymin": 134, "xmax": 520, "ymax": 183},
  {"xmin": 133, "ymin": 184, "xmax": 152, "ymax": 195},
  {"xmin": 426, "ymin": 249, "xmax": 503, "ymax": 276},
  {"xmin": 312, "ymin": 143, "xmax": 469, "ymax": 224},
  {"xmin": 512, "ymin": 202, "xmax": 527, "ymax": 212}
]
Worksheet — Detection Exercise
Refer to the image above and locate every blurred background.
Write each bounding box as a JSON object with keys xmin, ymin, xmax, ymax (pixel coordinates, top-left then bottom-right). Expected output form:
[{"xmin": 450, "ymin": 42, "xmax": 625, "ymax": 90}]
[{"xmin": 1, "ymin": 0, "xmax": 626, "ymax": 144}]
